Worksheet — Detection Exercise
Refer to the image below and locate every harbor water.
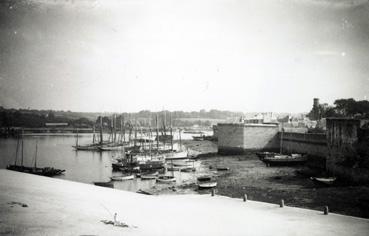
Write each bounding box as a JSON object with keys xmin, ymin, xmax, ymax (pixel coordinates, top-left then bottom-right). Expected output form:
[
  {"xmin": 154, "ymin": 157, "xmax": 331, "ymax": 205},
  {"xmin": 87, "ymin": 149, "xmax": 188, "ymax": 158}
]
[{"xmin": 0, "ymin": 133, "xmax": 211, "ymax": 192}]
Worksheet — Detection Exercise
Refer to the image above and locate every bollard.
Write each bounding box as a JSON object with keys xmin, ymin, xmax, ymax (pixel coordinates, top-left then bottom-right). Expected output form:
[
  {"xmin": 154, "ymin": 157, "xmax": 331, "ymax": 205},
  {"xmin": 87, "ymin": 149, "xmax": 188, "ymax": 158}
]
[
  {"xmin": 324, "ymin": 206, "xmax": 329, "ymax": 215},
  {"xmin": 243, "ymin": 194, "xmax": 247, "ymax": 202},
  {"xmin": 211, "ymin": 189, "xmax": 215, "ymax": 197},
  {"xmin": 280, "ymin": 199, "xmax": 284, "ymax": 208}
]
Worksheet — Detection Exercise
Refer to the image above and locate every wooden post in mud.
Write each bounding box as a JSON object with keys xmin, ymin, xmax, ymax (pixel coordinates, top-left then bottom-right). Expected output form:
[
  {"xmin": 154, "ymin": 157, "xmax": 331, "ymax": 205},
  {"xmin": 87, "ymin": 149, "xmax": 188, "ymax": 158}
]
[
  {"xmin": 211, "ymin": 189, "xmax": 215, "ymax": 196},
  {"xmin": 324, "ymin": 206, "xmax": 329, "ymax": 215},
  {"xmin": 280, "ymin": 199, "xmax": 284, "ymax": 208},
  {"xmin": 243, "ymin": 194, "xmax": 247, "ymax": 202}
]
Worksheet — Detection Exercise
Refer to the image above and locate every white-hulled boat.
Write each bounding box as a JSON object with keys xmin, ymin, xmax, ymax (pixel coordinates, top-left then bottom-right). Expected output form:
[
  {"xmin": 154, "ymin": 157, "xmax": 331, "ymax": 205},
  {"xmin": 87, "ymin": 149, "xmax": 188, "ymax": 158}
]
[
  {"xmin": 197, "ymin": 176, "xmax": 217, "ymax": 189},
  {"xmin": 110, "ymin": 174, "xmax": 135, "ymax": 181},
  {"xmin": 310, "ymin": 177, "xmax": 336, "ymax": 186},
  {"xmin": 156, "ymin": 175, "xmax": 176, "ymax": 183},
  {"xmin": 164, "ymin": 150, "xmax": 189, "ymax": 160},
  {"xmin": 140, "ymin": 171, "xmax": 159, "ymax": 180}
]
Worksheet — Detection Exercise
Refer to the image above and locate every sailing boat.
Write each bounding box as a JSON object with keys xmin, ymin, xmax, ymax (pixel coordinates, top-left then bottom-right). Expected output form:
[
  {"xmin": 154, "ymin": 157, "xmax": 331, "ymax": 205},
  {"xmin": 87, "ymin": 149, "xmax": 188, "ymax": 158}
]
[
  {"xmin": 163, "ymin": 114, "xmax": 189, "ymax": 160},
  {"xmin": 74, "ymin": 116, "xmax": 113, "ymax": 151},
  {"xmin": 261, "ymin": 123, "xmax": 307, "ymax": 166},
  {"xmin": 7, "ymin": 137, "xmax": 65, "ymax": 177}
]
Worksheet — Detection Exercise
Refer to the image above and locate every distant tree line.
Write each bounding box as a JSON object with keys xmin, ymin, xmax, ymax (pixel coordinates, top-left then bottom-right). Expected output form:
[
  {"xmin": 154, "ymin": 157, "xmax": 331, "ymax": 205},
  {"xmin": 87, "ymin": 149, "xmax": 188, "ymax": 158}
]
[
  {"xmin": 308, "ymin": 98, "xmax": 369, "ymax": 119},
  {"xmin": 0, "ymin": 107, "xmax": 242, "ymax": 128}
]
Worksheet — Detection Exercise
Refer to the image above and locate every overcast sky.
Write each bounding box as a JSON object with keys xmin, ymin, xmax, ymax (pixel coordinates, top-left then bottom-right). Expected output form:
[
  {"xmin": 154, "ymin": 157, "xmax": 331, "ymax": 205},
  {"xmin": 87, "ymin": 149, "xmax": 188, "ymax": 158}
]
[{"xmin": 0, "ymin": 0, "xmax": 368, "ymax": 113}]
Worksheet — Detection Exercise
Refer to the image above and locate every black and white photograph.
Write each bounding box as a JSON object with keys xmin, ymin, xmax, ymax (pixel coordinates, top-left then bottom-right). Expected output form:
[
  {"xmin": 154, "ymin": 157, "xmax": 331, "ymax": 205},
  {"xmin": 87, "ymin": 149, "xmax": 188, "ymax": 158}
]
[{"xmin": 0, "ymin": 0, "xmax": 369, "ymax": 235}]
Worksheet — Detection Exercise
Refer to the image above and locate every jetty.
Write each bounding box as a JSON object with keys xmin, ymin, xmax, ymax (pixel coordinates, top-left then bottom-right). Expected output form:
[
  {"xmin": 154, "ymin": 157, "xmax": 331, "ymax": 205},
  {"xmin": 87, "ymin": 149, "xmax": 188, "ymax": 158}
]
[{"xmin": 0, "ymin": 169, "xmax": 368, "ymax": 235}]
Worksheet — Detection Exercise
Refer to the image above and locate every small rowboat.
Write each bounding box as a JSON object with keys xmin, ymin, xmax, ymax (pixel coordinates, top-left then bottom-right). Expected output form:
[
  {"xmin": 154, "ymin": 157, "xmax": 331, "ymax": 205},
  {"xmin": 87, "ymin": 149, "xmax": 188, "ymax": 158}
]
[
  {"xmin": 180, "ymin": 167, "xmax": 196, "ymax": 172},
  {"xmin": 216, "ymin": 166, "xmax": 230, "ymax": 171},
  {"xmin": 167, "ymin": 166, "xmax": 180, "ymax": 171},
  {"xmin": 141, "ymin": 175, "xmax": 158, "ymax": 180},
  {"xmin": 197, "ymin": 176, "xmax": 217, "ymax": 189},
  {"xmin": 156, "ymin": 175, "xmax": 176, "ymax": 183},
  {"xmin": 110, "ymin": 174, "xmax": 134, "ymax": 181},
  {"xmin": 141, "ymin": 171, "xmax": 159, "ymax": 180},
  {"xmin": 198, "ymin": 181, "xmax": 217, "ymax": 188},
  {"xmin": 93, "ymin": 181, "xmax": 114, "ymax": 188},
  {"xmin": 310, "ymin": 177, "xmax": 336, "ymax": 186}
]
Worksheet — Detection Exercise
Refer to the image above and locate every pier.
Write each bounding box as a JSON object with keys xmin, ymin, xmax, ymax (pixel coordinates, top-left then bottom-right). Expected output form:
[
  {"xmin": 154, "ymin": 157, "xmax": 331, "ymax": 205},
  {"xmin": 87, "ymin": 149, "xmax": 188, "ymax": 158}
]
[{"xmin": 0, "ymin": 170, "xmax": 368, "ymax": 235}]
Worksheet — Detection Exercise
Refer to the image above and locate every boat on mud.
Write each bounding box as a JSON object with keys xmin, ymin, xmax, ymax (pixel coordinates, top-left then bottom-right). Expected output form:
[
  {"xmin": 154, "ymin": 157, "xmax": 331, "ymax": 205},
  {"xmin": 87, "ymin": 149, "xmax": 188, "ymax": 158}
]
[
  {"xmin": 93, "ymin": 181, "xmax": 114, "ymax": 188},
  {"xmin": 310, "ymin": 177, "xmax": 337, "ymax": 186},
  {"xmin": 197, "ymin": 176, "xmax": 217, "ymax": 189},
  {"xmin": 256, "ymin": 151, "xmax": 278, "ymax": 160},
  {"xmin": 156, "ymin": 175, "xmax": 176, "ymax": 183},
  {"xmin": 262, "ymin": 153, "xmax": 308, "ymax": 166}
]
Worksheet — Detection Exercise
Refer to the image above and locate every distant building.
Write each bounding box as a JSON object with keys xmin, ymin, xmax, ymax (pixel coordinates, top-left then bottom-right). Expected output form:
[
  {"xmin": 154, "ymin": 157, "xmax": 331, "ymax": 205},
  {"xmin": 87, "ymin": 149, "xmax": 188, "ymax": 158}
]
[{"xmin": 245, "ymin": 112, "xmax": 278, "ymax": 124}]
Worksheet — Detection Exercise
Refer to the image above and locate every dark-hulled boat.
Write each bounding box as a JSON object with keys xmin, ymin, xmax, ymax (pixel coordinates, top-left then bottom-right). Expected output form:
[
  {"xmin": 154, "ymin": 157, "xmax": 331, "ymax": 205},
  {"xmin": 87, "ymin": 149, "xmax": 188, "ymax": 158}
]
[{"xmin": 262, "ymin": 154, "xmax": 308, "ymax": 166}]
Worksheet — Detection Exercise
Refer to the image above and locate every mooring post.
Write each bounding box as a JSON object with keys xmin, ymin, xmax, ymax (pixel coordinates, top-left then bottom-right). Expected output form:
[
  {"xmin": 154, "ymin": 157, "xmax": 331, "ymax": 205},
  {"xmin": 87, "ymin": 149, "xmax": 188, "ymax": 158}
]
[
  {"xmin": 243, "ymin": 194, "xmax": 247, "ymax": 202},
  {"xmin": 280, "ymin": 199, "xmax": 284, "ymax": 208},
  {"xmin": 324, "ymin": 206, "xmax": 329, "ymax": 215},
  {"xmin": 211, "ymin": 189, "xmax": 215, "ymax": 197}
]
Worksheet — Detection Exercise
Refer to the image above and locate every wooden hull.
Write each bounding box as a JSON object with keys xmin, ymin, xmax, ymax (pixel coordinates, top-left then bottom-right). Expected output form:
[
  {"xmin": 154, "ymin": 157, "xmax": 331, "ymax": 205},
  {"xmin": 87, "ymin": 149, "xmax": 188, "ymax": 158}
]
[
  {"xmin": 262, "ymin": 154, "xmax": 307, "ymax": 166},
  {"xmin": 156, "ymin": 176, "xmax": 176, "ymax": 183},
  {"xmin": 165, "ymin": 151, "xmax": 188, "ymax": 160},
  {"xmin": 141, "ymin": 175, "xmax": 157, "ymax": 180},
  {"xmin": 94, "ymin": 182, "xmax": 114, "ymax": 188},
  {"xmin": 110, "ymin": 174, "xmax": 134, "ymax": 181},
  {"xmin": 256, "ymin": 152, "xmax": 277, "ymax": 160},
  {"xmin": 6, "ymin": 165, "xmax": 65, "ymax": 177},
  {"xmin": 310, "ymin": 177, "xmax": 336, "ymax": 186},
  {"xmin": 198, "ymin": 182, "xmax": 217, "ymax": 189},
  {"xmin": 180, "ymin": 167, "xmax": 196, "ymax": 172}
]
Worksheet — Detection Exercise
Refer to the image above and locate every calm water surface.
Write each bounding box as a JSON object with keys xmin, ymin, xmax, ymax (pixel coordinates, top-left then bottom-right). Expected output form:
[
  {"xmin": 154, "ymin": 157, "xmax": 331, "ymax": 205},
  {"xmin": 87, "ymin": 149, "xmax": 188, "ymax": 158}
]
[{"xmin": 0, "ymin": 133, "xmax": 207, "ymax": 192}]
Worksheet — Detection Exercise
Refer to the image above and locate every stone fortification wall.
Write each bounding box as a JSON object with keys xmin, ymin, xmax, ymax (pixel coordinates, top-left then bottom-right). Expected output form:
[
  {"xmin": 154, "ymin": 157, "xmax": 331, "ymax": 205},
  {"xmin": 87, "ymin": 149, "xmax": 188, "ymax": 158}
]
[
  {"xmin": 280, "ymin": 132, "xmax": 328, "ymax": 157},
  {"xmin": 217, "ymin": 123, "xmax": 279, "ymax": 154},
  {"xmin": 243, "ymin": 125, "xmax": 279, "ymax": 151}
]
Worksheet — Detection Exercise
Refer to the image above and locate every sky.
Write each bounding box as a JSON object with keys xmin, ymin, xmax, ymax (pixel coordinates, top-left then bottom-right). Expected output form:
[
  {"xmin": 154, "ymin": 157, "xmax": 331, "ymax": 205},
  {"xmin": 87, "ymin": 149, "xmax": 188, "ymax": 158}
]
[{"xmin": 0, "ymin": 0, "xmax": 368, "ymax": 113}]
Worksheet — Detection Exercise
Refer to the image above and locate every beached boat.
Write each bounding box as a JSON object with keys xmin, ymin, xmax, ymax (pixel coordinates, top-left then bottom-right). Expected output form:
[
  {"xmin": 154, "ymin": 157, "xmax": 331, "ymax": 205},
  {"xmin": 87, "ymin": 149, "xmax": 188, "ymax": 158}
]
[
  {"xmin": 110, "ymin": 174, "xmax": 134, "ymax": 181},
  {"xmin": 141, "ymin": 174, "xmax": 158, "ymax": 180},
  {"xmin": 197, "ymin": 176, "xmax": 217, "ymax": 189},
  {"xmin": 180, "ymin": 167, "xmax": 196, "ymax": 172},
  {"xmin": 156, "ymin": 175, "xmax": 176, "ymax": 183},
  {"xmin": 310, "ymin": 177, "xmax": 336, "ymax": 186},
  {"xmin": 93, "ymin": 181, "xmax": 114, "ymax": 188},
  {"xmin": 216, "ymin": 166, "xmax": 230, "ymax": 171},
  {"xmin": 165, "ymin": 150, "xmax": 189, "ymax": 160},
  {"xmin": 256, "ymin": 151, "xmax": 277, "ymax": 160},
  {"xmin": 139, "ymin": 171, "xmax": 159, "ymax": 180},
  {"xmin": 192, "ymin": 135, "xmax": 205, "ymax": 141},
  {"xmin": 262, "ymin": 154, "xmax": 308, "ymax": 166},
  {"xmin": 167, "ymin": 166, "xmax": 180, "ymax": 171}
]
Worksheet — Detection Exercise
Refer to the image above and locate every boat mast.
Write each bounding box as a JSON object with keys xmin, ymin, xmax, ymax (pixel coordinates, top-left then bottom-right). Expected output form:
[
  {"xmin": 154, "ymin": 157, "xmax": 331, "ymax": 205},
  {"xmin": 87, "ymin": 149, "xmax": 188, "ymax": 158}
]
[
  {"xmin": 163, "ymin": 111, "xmax": 166, "ymax": 150},
  {"xmin": 14, "ymin": 136, "xmax": 20, "ymax": 166},
  {"xmin": 179, "ymin": 128, "xmax": 182, "ymax": 151},
  {"xmin": 280, "ymin": 122, "xmax": 284, "ymax": 154},
  {"xmin": 92, "ymin": 125, "xmax": 96, "ymax": 144},
  {"xmin": 34, "ymin": 140, "xmax": 38, "ymax": 170},
  {"xmin": 76, "ymin": 127, "xmax": 79, "ymax": 147},
  {"xmin": 156, "ymin": 114, "xmax": 159, "ymax": 151},
  {"xmin": 122, "ymin": 115, "xmax": 126, "ymax": 143},
  {"xmin": 134, "ymin": 119, "xmax": 137, "ymax": 147},
  {"xmin": 21, "ymin": 131, "xmax": 24, "ymax": 167},
  {"xmin": 100, "ymin": 116, "xmax": 103, "ymax": 145},
  {"xmin": 113, "ymin": 114, "xmax": 117, "ymax": 143},
  {"xmin": 170, "ymin": 113, "xmax": 173, "ymax": 151}
]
